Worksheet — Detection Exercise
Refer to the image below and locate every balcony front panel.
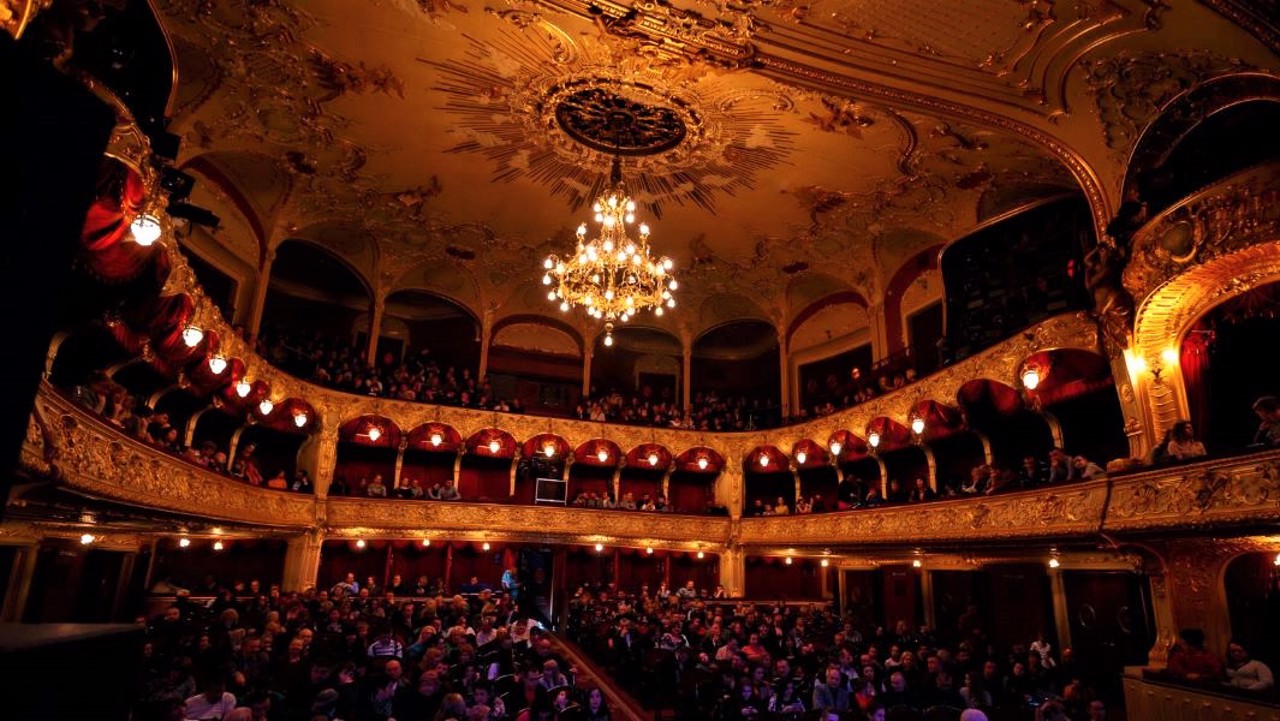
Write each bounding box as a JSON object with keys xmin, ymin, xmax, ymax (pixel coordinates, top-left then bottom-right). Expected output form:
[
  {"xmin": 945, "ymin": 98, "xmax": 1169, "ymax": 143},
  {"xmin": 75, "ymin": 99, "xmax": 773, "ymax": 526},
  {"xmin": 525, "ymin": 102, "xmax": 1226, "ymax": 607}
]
[{"xmin": 1105, "ymin": 450, "xmax": 1280, "ymax": 532}]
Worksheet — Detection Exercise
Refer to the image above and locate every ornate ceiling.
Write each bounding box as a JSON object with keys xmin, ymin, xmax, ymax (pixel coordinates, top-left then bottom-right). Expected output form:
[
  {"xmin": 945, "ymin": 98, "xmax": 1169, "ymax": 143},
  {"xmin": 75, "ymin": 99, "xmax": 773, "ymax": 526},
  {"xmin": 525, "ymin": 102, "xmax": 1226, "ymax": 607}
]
[{"xmin": 153, "ymin": 0, "xmax": 1280, "ymax": 346}]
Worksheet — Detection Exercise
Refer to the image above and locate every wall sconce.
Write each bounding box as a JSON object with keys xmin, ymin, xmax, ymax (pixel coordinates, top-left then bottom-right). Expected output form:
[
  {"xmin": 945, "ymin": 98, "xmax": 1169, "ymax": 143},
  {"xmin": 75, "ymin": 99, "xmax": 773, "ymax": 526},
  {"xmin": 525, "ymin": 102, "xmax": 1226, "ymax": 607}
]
[
  {"xmin": 820, "ymin": 558, "xmax": 830, "ymax": 568},
  {"xmin": 213, "ymin": 540, "xmax": 225, "ymax": 551},
  {"xmin": 1048, "ymin": 557, "xmax": 1060, "ymax": 568},
  {"xmin": 293, "ymin": 411, "xmax": 308, "ymax": 428},
  {"xmin": 235, "ymin": 379, "xmax": 252, "ymax": 398},
  {"xmin": 367, "ymin": 426, "xmax": 382, "ymax": 442},
  {"xmin": 867, "ymin": 431, "xmax": 881, "ymax": 449},
  {"xmin": 422, "ymin": 538, "xmax": 431, "ymax": 547},
  {"xmin": 910, "ymin": 416, "xmax": 926, "ymax": 436},
  {"xmin": 130, "ymin": 212, "xmax": 163, "ymax": 246},
  {"xmin": 258, "ymin": 398, "xmax": 274, "ymax": 415},
  {"xmin": 597, "ymin": 449, "xmax": 610, "ymax": 463},
  {"xmin": 80, "ymin": 533, "xmax": 95, "ymax": 545},
  {"xmin": 648, "ymin": 452, "xmax": 660, "ymax": 466},
  {"xmin": 488, "ymin": 440, "xmax": 501, "ymax": 454},
  {"xmin": 208, "ymin": 355, "xmax": 228, "ymax": 375},
  {"xmin": 355, "ymin": 539, "xmax": 366, "ymax": 549},
  {"xmin": 796, "ymin": 450, "xmax": 807, "ymax": 465},
  {"xmin": 543, "ymin": 444, "xmax": 556, "ymax": 458},
  {"xmin": 646, "ymin": 546, "xmax": 654, "ymax": 554},
  {"xmin": 182, "ymin": 325, "xmax": 204, "ymax": 348},
  {"xmin": 912, "ymin": 558, "xmax": 922, "ymax": 568},
  {"xmin": 759, "ymin": 454, "xmax": 770, "ymax": 468},
  {"xmin": 696, "ymin": 550, "xmax": 705, "ymax": 559},
  {"xmin": 178, "ymin": 536, "xmax": 191, "ymax": 548},
  {"xmin": 595, "ymin": 543, "xmax": 604, "ymax": 552},
  {"xmin": 829, "ymin": 441, "xmax": 842, "ymax": 456},
  {"xmin": 430, "ymin": 433, "xmax": 443, "ymax": 447},
  {"xmin": 482, "ymin": 541, "xmax": 491, "ymax": 551},
  {"xmin": 697, "ymin": 457, "xmax": 709, "ymax": 470},
  {"xmin": 785, "ymin": 556, "xmax": 793, "ymax": 565}
]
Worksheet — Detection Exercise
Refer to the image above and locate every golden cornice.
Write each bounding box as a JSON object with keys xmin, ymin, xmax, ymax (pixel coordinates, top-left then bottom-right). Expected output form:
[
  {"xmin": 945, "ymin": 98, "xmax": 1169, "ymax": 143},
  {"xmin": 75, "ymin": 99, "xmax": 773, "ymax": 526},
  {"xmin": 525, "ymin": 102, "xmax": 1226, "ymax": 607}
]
[{"xmin": 0, "ymin": 0, "xmax": 50, "ymax": 40}]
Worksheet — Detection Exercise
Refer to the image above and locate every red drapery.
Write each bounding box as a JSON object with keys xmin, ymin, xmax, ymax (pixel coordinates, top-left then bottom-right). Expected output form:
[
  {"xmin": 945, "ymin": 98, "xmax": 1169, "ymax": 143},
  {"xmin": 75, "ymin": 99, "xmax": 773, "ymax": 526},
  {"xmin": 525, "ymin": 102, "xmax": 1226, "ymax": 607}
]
[{"xmin": 1181, "ymin": 332, "xmax": 1213, "ymax": 436}]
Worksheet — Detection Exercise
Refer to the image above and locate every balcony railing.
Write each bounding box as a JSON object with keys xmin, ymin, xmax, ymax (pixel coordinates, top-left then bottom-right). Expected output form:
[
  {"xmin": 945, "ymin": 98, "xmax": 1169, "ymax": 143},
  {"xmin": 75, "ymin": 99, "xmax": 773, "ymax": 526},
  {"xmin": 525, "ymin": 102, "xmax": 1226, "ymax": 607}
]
[{"xmin": 23, "ymin": 381, "xmax": 1280, "ymax": 547}]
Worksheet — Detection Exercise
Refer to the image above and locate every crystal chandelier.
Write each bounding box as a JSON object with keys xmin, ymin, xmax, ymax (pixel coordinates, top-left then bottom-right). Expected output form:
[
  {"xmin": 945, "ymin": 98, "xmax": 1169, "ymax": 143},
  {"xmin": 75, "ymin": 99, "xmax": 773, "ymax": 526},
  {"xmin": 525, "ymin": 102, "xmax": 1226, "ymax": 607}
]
[{"xmin": 543, "ymin": 156, "xmax": 677, "ymax": 347}]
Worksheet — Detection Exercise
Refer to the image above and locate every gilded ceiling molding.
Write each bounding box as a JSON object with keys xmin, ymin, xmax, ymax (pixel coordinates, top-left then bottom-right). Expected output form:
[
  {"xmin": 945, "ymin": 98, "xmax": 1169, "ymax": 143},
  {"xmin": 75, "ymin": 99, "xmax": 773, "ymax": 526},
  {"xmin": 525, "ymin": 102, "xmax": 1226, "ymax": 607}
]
[{"xmin": 1198, "ymin": 0, "xmax": 1280, "ymax": 55}]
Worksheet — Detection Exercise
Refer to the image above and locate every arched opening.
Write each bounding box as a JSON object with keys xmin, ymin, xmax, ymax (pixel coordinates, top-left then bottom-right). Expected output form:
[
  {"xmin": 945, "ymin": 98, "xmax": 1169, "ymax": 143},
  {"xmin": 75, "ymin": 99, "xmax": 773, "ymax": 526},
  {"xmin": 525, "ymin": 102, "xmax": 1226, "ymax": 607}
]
[
  {"xmin": 402, "ymin": 423, "xmax": 462, "ymax": 500},
  {"xmin": 958, "ymin": 379, "xmax": 1055, "ymax": 475},
  {"xmin": 791, "ymin": 439, "xmax": 835, "ymax": 512},
  {"xmin": 148, "ymin": 538, "xmax": 287, "ymax": 598},
  {"xmin": 235, "ymin": 422, "xmax": 306, "ymax": 488},
  {"xmin": 587, "ymin": 326, "xmax": 682, "ymax": 425},
  {"xmin": 259, "ymin": 238, "xmax": 373, "ymax": 379},
  {"xmin": 318, "ymin": 539, "xmax": 394, "ymax": 596},
  {"xmin": 1181, "ymin": 280, "xmax": 1280, "ymax": 452},
  {"xmin": 387, "ymin": 541, "xmax": 449, "ymax": 596},
  {"xmin": 619, "ymin": 443, "xmax": 672, "ymax": 511},
  {"xmin": 1030, "ymin": 349, "xmax": 1126, "ymax": 466},
  {"xmin": 669, "ymin": 552, "xmax": 719, "ymax": 596},
  {"xmin": 49, "ymin": 325, "xmax": 134, "ymax": 390},
  {"xmin": 692, "ymin": 320, "xmax": 781, "ymax": 430},
  {"xmin": 564, "ymin": 544, "xmax": 617, "ymax": 594},
  {"xmin": 1225, "ymin": 552, "xmax": 1280, "ymax": 670},
  {"xmin": 460, "ymin": 429, "xmax": 517, "ymax": 504},
  {"xmin": 743, "ymin": 446, "xmax": 793, "ymax": 516},
  {"xmin": 912, "ymin": 399, "xmax": 984, "ymax": 497},
  {"xmin": 488, "ymin": 316, "xmax": 583, "ymax": 417},
  {"xmin": 941, "ymin": 196, "xmax": 1092, "ymax": 361},
  {"xmin": 517, "ymin": 433, "xmax": 570, "ymax": 505},
  {"xmin": 867, "ymin": 417, "xmax": 927, "ymax": 503},
  {"xmin": 382, "ymin": 289, "xmax": 481, "ymax": 382},
  {"xmin": 672, "ymin": 446, "xmax": 723, "ymax": 515},
  {"xmin": 191, "ymin": 407, "xmax": 240, "ymax": 472},
  {"xmin": 569, "ymin": 439, "xmax": 622, "ymax": 506},
  {"xmin": 333, "ymin": 415, "xmax": 401, "ymax": 497},
  {"xmin": 615, "ymin": 547, "xmax": 668, "ymax": 593}
]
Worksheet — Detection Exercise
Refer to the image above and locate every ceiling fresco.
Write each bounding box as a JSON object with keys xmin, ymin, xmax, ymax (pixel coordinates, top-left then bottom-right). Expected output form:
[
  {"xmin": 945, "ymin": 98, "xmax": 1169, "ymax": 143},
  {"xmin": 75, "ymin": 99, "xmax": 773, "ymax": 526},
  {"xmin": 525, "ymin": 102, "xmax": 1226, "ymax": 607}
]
[{"xmin": 151, "ymin": 0, "xmax": 1279, "ymax": 342}]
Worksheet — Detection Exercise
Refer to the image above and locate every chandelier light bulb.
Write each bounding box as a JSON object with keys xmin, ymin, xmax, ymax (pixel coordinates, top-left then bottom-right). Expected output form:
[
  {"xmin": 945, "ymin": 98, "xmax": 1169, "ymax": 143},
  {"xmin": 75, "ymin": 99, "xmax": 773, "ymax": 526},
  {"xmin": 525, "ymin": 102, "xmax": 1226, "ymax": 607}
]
[
  {"xmin": 639, "ymin": 223, "xmax": 650, "ymax": 236},
  {"xmin": 431, "ymin": 433, "xmax": 443, "ymax": 447},
  {"xmin": 796, "ymin": 451, "xmax": 807, "ymax": 464},
  {"xmin": 489, "ymin": 440, "xmax": 501, "ymax": 454},
  {"xmin": 669, "ymin": 280, "xmax": 678, "ymax": 290},
  {"xmin": 663, "ymin": 259, "xmax": 673, "ymax": 270},
  {"xmin": 130, "ymin": 212, "xmax": 162, "ymax": 246},
  {"xmin": 235, "ymin": 380, "xmax": 251, "ymax": 398},
  {"xmin": 648, "ymin": 452, "xmax": 659, "ymax": 466},
  {"xmin": 655, "ymin": 307, "xmax": 664, "ymax": 316},
  {"xmin": 542, "ymin": 275, "xmax": 552, "ymax": 285},
  {"xmin": 258, "ymin": 399, "xmax": 274, "ymax": 415},
  {"xmin": 547, "ymin": 291, "xmax": 557, "ymax": 301},
  {"xmin": 698, "ymin": 457, "xmax": 709, "ymax": 470},
  {"xmin": 911, "ymin": 417, "xmax": 926, "ymax": 435},
  {"xmin": 293, "ymin": 411, "xmax": 308, "ymax": 428},
  {"xmin": 1161, "ymin": 347, "xmax": 1180, "ymax": 366},
  {"xmin": 868, "ymin": 431, "xmax": 881, "ymax": 448},
  {"xmin": 367, "ymin": 426, "xmax": 382, "ymax": 442},
  {"xmin": 598, "ymin": 449, "xmax": 609, "ymax": 463},
  {"xmin": 604, "ymin": 334, "xmax": 613, "ymax": 347},
  {"xmin": 830, "ymin": 441, "xmax": 842, "ymax": 456},
  {"xmin": 667, "ymin": 299, "xmax": 675, "ymax": 308},
  {"xmin": 560, "ymin": 301, "xmax": 570, "ymax": 312},
  {"xmin": 182, "ymin": 325, "xmax": 204, "ymax": 348},
  {"xmin": 208, "ymin": 355, "xmax": 228, "ymax": 374},
  {"xmin": 626, "ymin": 200, "xmax": 636, "ymax": 212},
  {"xmin": 544, "ymin": 257, "xmax": 554, "ymax": 269}
]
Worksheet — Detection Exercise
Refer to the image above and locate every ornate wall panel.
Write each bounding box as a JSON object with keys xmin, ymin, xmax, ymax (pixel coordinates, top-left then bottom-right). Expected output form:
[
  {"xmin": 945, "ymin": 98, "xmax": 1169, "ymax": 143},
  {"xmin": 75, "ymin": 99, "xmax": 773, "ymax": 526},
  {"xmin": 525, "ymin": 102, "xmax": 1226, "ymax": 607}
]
[{"xmin": 1105, "ymin": 451, "xmax": 1280, "ymax": 532}]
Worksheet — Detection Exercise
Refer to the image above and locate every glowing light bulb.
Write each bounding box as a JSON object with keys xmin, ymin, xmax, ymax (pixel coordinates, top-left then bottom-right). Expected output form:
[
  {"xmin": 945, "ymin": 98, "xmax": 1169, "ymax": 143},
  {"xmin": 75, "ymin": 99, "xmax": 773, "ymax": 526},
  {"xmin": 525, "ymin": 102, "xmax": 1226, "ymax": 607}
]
[
  {"xmin": 1048, "ymin": 557, "xmax": 1060, "ymax": 569},
  {"xmin": 178, "ymin": 537, "xmax": 191, "ymax": 548},
  {"xmin": 547, "ymin": 291, "xmax": 557, "ymax": 301},
  {"xmin": 542, "ymin": 275, "xmax": 552, "ymax": 285},
  {"xmin": 235, "ymin": 380, "xmax": 251, "ymax": 398},
  {"xmin": 785, "ymin": 556, "xmax": 793, "ymax": 565},
  {"xmin": 595, "ymin": 543, "xmax": 604, "ymax": 552},
  {"xmin": 559, "ymin": 301, "xmax": 570, "ymax": 312},
  {"xmin": 182, "ymin": 325, "xmax": 204, "ymax": 348},
  {"xmin": 258, "ymin": 399, "xmax": 274, "ymax": 415},
  {"xmin": 422, "ymin": 538, "xmax": 431, "ymax": 546},
  {"xmin": 544, "ymin": 444, "xmax": 555, "ymax": 458},
  {"xmin": 759, "ymin": 455, "xmax": 770, "ymax": 468},
  {"xmin": 648, "ymin": 453, "xmax": 660, "ymax": 466},
  {"xmin": 639, "ymin": 223, "xmax": 650, "ymax": 236},
  {"xmin": 80, "ymin": 533, "xmax": 95, "ymax": 545},
  {"xmin": 482, "ymin": 542, "xmax": 491, "ymax": 551},
  {"xmin": 355, "ymin": 539, "xmax": 366, "ymax": 549},
  {"xmin": 367, "ymin": 427, "xmax": 382, "ymax": 442},
  {"xmin": 597, "ymin": 449, "xmax": 609, "ymax": 463},
  {"xmin": 821, "ymin": 558, "xmax": 830, "ymax": 567},
  {"xmin": 663, "ymin": 259, "xmax": 673, "ymax": 270},
  {"xmin": 130, "ymin": 213, "xmax": 162, "ymax": 246},
  {"xmin": 696, "ymin": 551, "xmax": 705, "ymax": 559},
  {"xmin": 1021, "ymin": 367, "xmax": 1041, "ymax": 390},
  {"xmin": 666, "ymin": 299, "xmax": 675, "ymax": 308},
  {"xmin": 654, "ymin": 307, "xmax": 664, "ymax": 317},
  {"xmin": 626, "ymin": 200, "xmax": 636, "ymax": 212},
  {"xmin": 604, "ymin": 334, "xmax": 614, "ymax": 347},
  {"xmin": 646, "ymin": 547, "xmax": 654, "ymax": 555},
  {"xmin": 829, "ymin": 442, "xmax": 842, "ymax": 456},
  {"xmin": 213, "ymin": 540, "xmax": 225, "ymax": 551},
  {"xmin": 293, "ymin": 411, "xmax": 307, "ymax": 428},
  {"xmin": 911, "ymin": 417, "xmax": 926, "ymax": 435},
  {"xmin": 669, "ymin": 280, "xmax": 678, "ymax": 290},
  {"xmin": 208, "ymin": 355, "xmax": 227, "ymax": 374},
  {"xmin": 697, "ymin": 457, "xmax": 709, "ymax": 470},
  {"xmin": 796, "ymin": 451, "xmax": 807, "ymax": 464},
  {"xmin": 489, "ymin": 440, "xmax": 501, "ymax": 453},
  {"xmin": 1161, "ymin": 347, "xmax": 1180, "ymax": 366},
  {"xmin": 912, "ymin": 558, "xmax": 922, "ymax": 568},
  {"xmin": 544, "ymin": 258, "xmax": 554, "ymax": 269},
  {"xmin": 430, "ymin": 433, "xmax": 443, "ymax": 447}
]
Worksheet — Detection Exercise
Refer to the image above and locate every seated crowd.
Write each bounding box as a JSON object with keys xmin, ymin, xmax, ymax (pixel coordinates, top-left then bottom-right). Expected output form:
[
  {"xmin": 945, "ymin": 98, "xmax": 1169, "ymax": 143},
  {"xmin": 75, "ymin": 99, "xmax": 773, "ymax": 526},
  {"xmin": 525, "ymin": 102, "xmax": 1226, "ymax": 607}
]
[
  {"xmin": 798, "ymin": 361, "xmax": 923, "ymax": 424},
  {"xmin": 328, "ymin": 474, "xmax": 463, "ymax": 501},
  {"xmin": 566, "ymin": 582, "xmax": 1110, "ymax": 721},
  {"xmin": 575, "ymin": 387, "xmax": 782, "ymax": 432},
  {"xmin": 138, "ymin": 572, "xmax": 614, "ymax": 721},
  {"xmin": 68, "ymin": 376, "xmax": 312, "ymax": 493}
]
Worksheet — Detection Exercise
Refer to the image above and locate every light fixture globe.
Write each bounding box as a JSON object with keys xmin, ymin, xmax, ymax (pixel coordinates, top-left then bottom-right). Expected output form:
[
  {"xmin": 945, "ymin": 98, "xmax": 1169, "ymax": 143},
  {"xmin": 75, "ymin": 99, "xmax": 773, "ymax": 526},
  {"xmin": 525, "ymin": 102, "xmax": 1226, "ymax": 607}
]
[
  {"xmin": 867, "ymin": 430, "xmax": 881, "ymax": 449},
  {"xmin": 258, "ymin": 399, "xmax": 274, "ymax": 415},
  {"xmin": 1021, "ymin": 366, "xmax": 1041, "ymax": 390},
  {"xmin": 208, "ymin": 355, "xmax": 228, "ymax": 375},
  {"xmin": 130, "ymin": 212, "xmax": 162, "ymax": 246},
  {"xmin": 697, "ymin": 457, "xmax": 709, "ymax": 470},
  {"xmin": 488, "ymin": 440, "xmax": 501, "ymax": 454},
  {"xmin": 293, "ymin": 411, "xmax": 308, "ymax": 428},
  {"xmin": 182, "ymin": 325, "xmax": 204, "ymax": 348},
  {"xmin": 234, "ymin": 380, "xmax": 252, "ymax": 398},
  {"xmin": 910, "ymin": 416, "xmax": 926, "ymax": 435},
  {"xmin": 543, "ymin": 157, "xmax": 677, "ymax": 345}
]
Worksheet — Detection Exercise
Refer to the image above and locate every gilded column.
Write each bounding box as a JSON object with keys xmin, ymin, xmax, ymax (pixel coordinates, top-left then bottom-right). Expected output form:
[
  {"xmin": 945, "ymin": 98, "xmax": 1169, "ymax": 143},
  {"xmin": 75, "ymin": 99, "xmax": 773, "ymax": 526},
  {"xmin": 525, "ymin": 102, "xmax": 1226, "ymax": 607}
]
[
  {"xmin": 1048, "ymin": 567, "xmax": 1073, "ymax": 653},
  {"xmin": 716, "ymin": 463, "xmax": 744, "ymax": 519},
  {"xmin": 308, "ymin": 423, "xmax": 340, "ymax": 498},
  {"xmin": 680, "ymin": 330, "xmax": 693, "ymax": 412},
  {"xmin": 582, "ymin": 344, "xmax": 593, "ymax": 397},
  {"xmin": 282, "ymin": 530, "xmax": 324, "ymax": 593},
  {"xmin": 245, "ymin": 248, "xmax": 275, "ymax": 343},
  {"xmin": 777, "ymin": 328, "xmax": 791, "ymax": 419},
  {"xmin": 477, "ymin": 309, "xmax": 494, "ymax": 380},
  {"xmin": 920, "ymin": 569, "xmax": 936, "ymax": 631},
  {"xmin": 720, "ymin": 544, "xmax": 746, "ymax": 598}
]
